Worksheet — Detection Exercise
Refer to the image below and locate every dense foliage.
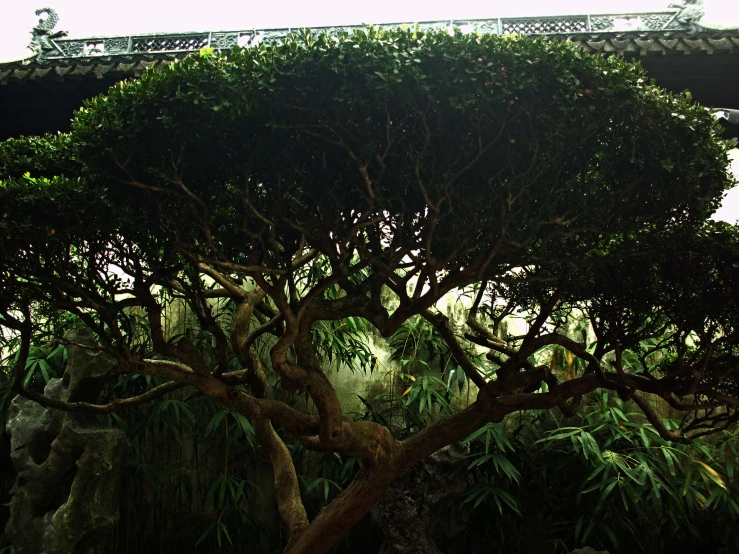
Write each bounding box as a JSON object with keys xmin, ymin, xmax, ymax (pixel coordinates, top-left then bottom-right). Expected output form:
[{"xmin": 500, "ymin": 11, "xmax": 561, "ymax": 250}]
[
  {"xmin": 1, "ymin": 321, "xmax": 737, "ymax": 553},
  {"xmin": 1, "ymin": 27, "xmax": 738, "ymax": 554}
]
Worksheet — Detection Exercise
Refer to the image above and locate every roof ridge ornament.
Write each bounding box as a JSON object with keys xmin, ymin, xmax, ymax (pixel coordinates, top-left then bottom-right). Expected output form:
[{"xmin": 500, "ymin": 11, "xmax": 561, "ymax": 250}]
[
  {"xmin": 34, "ymin": 7, "xmax": 60, "ymax": 32},
  {"xmin": 29, "ymin": 7, "xmax": 68, "ymax": 56},
  {"xmin": 715, "ymin": 109, "xmax": 739, "ymax": 125},
  {"xmin": 669, "ymin": 0, "xmax": 706, "ymax": 33}
]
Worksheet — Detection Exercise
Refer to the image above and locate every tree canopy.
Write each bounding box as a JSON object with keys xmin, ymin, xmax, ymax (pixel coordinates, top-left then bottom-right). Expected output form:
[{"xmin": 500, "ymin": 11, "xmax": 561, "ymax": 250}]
[{"xmin": 1, "ymin": 27, "xmax": 738, "ymax": 554}]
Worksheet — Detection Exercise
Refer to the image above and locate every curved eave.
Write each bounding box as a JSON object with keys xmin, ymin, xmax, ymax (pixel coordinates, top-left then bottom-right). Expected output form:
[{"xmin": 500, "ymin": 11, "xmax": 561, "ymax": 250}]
[
  {"xmin": 0, "ymin": 52, "xmax": 188, "ymax": 84},
  {"xmin": 1, "ymin": 30, "xmax": 737, "ymax": 85}
]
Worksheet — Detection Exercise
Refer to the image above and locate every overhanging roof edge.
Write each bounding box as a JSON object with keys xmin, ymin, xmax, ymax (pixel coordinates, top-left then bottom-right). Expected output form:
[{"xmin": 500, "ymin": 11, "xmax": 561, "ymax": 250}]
[{"xmin": 3, "ymin": 9, "xmax": 738, "ymax": 85}]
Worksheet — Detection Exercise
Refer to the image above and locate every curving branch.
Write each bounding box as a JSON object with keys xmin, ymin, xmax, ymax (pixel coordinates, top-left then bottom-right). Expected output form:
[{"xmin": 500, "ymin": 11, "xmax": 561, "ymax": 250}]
[
  {"xmin": 244, "ymin": 350, "xmax": 309, "ymax": 542},
  {"xmin": 8, "ymin": 307, "xmax": 32, "ymax": 393},
  {"xmin": 421, "ymin": 310, "xmax": 487, "ymax": 389},
  {"xmin": 197, "ymin": 263, "xmax": 249, "ymax": 300},
  {"xmin": 631, "ymin": 392, "xmax": 686, "ymax": 443},
  {"xmin": 17, "ymin": 381, "xmax": 187, "ymax": 414}
]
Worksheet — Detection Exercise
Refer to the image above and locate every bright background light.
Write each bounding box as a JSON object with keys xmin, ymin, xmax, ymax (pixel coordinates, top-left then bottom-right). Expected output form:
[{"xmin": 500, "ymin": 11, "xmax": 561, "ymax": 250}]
[
  {"xmin": 713, "ymin": 151, "xmax": 739, "ymax": 224},
  {"xmin": 0, "ymin": 0, "xmax": 674, "ymax": 58},
  {"xmin": 0, "ymin": 0, "xmax": 737, "ymax": 221}
]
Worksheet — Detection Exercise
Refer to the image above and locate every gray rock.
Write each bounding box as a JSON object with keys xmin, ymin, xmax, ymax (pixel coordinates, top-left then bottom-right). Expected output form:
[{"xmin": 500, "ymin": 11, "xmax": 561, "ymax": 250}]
[
  {"xmin": 371, "ymin": 444, "xmax": 470, "ymax": 554},
  {"xmin": 62, "ymin": 328, "xmax": 120, "ymax": 403},
  {"xmin": 5, "ymin": 330, "xmax": 127, "ymax": 554},
  {"xmin": 568, "ymin": 548, "xmax": 610, "ymax": 554}
]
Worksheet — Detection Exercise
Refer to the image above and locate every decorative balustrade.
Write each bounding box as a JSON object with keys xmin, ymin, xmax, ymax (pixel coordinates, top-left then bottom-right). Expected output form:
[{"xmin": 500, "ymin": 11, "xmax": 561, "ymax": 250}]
[{"xmin": 36, "ymin": 12, "xmax": 691, "ymax": 60}]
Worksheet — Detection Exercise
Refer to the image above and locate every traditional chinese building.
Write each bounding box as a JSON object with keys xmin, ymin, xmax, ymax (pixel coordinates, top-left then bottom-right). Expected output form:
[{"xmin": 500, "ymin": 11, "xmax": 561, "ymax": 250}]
[{"xmin": 1, "ymin": 5, "xmax": 738, "ymax": 140}]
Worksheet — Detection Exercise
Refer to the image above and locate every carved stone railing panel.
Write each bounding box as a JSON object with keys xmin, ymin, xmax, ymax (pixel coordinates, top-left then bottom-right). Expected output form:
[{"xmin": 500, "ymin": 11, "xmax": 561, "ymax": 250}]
[
  {"xmin": 210, "ymin": 32, "xmax": 240, "ymax": 50},
  {"xmin": 53, "ymin": 40, "xmax": 84, "ymax": 58},
  {"xmin": 642, "ymin": 13, "xmax": 679, "ymax": 29},
  {"xmin": 502, "ymin": 17, "xmax": 588, "ymax": 34},
  {"xmin": 131, "ymin": 34, "xmax": 209, "ymax": 53},
  {"xmin": 590, "ymin": 16, "xmax": 616, "ymax": 31},
  {"xmin": 84, "ymin": 41, "xmax": 104, "ymax": 56},
  {"xmin": 259, "ymin": 30, "xmax": 291, "ymax": 44},
  {"xmin": 104, "ymin": 37, "xmax": 132, "ymax": 55},
  {"xmin": 474, "ymin": 21, "xmax": 501, "ymax": 35}
]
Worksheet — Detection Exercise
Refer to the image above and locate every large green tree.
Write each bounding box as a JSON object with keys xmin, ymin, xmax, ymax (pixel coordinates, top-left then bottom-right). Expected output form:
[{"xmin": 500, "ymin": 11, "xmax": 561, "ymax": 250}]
[{"xmin": 1, "ymin": 28, "xmax": 738, "ymax": 553}]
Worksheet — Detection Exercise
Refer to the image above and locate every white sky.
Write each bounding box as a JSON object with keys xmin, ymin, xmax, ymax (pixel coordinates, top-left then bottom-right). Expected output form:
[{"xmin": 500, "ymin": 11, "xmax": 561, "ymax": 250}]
[
  {"xmin": 1, "ymin": 0, "xmax": 675, "ymax": 58},
  {"xmin": 713, "ymin": 151, "xmax": 739, "ymax": 224},
  {"xmin": 0, "ymin": 0, "xmax": 737, "ymax": 221}
]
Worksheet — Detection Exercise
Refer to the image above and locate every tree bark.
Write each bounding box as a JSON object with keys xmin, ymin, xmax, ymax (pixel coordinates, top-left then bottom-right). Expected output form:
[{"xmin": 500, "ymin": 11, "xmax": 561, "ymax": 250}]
[{"xmin": 284, "ymin": 462, "xmax": 402, "ymax": 554}]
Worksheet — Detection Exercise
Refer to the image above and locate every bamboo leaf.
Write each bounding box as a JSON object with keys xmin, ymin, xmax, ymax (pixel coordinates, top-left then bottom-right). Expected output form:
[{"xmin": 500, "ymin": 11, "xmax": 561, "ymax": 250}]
[{"xmin": 695, "ymin": 460, "xmax": 726, "ymax": 490}]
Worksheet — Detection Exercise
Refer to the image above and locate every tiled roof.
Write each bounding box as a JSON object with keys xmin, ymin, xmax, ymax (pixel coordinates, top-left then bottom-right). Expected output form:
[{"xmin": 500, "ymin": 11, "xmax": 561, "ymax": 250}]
[
  {"xmin": 575, "ymin": 31, "xmax": 739, "ymax": 54},
  {"xmin": 2, "ymin": 11, "xmax": 737, "ymax": 85},
  {"xmin": 0, "ymin": 53, "xmax": 184, "ymax": 84}
]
